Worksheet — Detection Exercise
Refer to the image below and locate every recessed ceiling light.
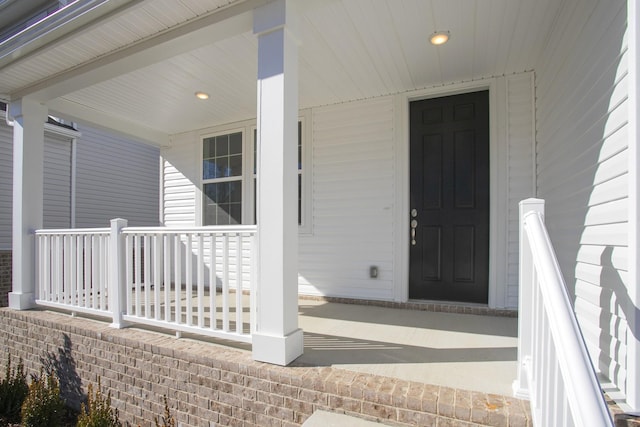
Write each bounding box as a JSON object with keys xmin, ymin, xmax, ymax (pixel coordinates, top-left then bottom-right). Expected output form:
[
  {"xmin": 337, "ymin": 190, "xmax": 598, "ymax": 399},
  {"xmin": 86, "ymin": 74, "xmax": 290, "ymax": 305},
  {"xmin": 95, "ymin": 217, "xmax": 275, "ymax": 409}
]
[
  {"xmin": 430, "ymin": 31, "xmax": 450, "ymax": 46},
  {"xmin": 195, "ymin": 91, "xmax": 209, "ymax": 100}
]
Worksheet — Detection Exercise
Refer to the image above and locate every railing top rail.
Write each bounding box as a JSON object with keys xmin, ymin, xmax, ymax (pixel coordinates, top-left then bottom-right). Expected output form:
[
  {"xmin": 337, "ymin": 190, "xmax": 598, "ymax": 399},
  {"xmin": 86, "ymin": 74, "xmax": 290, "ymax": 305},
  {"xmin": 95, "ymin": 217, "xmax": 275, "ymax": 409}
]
[
  {"xmin": 35, "ymin": 227, "xmax": 111, "ymax": 236},
  {"xmin": 523, "ymin": 209, "xmax": 613, "ymax": 427},
  {"xmin": 122, "ymin": 225, "xmax": 258, "ymax": 234}
]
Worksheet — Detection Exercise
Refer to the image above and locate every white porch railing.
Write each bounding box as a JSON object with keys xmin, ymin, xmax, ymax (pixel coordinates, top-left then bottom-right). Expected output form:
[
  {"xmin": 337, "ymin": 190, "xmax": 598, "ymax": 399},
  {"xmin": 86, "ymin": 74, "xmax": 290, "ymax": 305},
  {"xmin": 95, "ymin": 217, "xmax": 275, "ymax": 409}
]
[
  {"xmin": 513, "ymin": 199, "xmax": 613, "ymax": 427},
  {"xmin": 35, "ymin": 227, "xmax": 111, "ymax": 317},
  {"xmin": 35, "ymin": 219, "xmax": 257, "ymax": 344}
]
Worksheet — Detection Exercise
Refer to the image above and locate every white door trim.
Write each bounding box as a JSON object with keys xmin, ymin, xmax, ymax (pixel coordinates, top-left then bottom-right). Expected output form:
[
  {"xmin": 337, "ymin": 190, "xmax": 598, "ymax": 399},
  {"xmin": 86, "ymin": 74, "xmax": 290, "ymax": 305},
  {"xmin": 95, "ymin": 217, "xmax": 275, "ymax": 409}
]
[{"xmin": 393, "ymin": 77, "xmax": 509, "ymax": 308}]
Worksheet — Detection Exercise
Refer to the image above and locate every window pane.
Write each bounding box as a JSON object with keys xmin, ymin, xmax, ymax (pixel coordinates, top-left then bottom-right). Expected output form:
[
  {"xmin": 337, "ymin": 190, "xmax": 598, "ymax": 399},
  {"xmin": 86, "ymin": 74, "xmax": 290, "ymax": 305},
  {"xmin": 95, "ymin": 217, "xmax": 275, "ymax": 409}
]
[
  {"xmin": 230, "ymin": 132, "xmax": 242, "ymax": 155},
  {"xmin": 229, "ymin": 154, "xmax": 242, "ymax": 177},
  {"xmin": 203, "ymin": 159, "xmax": 217, "ymax": 180},
  {"xmin": 203, "ymin": 182, "xmax": 242, "ymax": 225},
  {"xmin": 215, "ymin": 135, "xmax": 229, "ymax": 156},
  {"xmin": 203, "ymin": 138, "xmax": 215, "ymax": 158}
]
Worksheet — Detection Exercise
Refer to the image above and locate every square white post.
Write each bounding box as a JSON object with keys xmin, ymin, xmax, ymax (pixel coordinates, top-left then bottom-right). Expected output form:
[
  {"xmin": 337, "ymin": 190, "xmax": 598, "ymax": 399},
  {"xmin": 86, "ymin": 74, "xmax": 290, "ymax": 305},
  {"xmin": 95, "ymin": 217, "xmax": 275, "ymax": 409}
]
[
  {"xmin": 513, "ymin": 198, "xmax": 544, "ymax": 399},
  {"xmin": 110, "ymin": 218, "xmax": 128, "ymax": 328},
  {"xmin": 252, "ymin": 0, "xmax": 303, "ymax": 366},
  {"xmin": 8, "ymin": 98, "xmax": 48, "ymax": 310},
  {"xmin": 626, "ymin": 0, "xmax": 640, "ymax": 411}
]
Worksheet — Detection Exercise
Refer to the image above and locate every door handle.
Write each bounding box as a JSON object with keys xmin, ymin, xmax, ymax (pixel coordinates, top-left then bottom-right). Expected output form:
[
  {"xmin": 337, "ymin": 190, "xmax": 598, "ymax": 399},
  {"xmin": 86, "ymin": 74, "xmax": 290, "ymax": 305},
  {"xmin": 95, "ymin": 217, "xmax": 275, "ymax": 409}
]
[{"xmin": 410, "ymin": 219, "xmax": 418, "ymax": 245}]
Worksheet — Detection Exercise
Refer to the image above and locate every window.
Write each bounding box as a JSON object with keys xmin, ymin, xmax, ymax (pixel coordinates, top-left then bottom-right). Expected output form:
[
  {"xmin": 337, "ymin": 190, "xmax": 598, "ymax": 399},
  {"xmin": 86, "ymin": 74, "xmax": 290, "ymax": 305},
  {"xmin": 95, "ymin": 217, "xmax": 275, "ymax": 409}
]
[
  {"xmin": 202, "ymin": 131, "xmax": 243, "ymax": 225},
  {"xmin": 200, "ymin": 112, "xmax": 311, "ymax": 232}
]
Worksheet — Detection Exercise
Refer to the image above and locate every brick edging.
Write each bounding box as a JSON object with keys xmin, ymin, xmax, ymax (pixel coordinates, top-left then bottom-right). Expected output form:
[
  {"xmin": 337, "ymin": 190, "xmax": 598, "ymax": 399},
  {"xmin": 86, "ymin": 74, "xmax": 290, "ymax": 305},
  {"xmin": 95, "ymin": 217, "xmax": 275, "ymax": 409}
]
[{"xmin": 0, "ymin": 308, "xmax": 529, "ymax": 426}]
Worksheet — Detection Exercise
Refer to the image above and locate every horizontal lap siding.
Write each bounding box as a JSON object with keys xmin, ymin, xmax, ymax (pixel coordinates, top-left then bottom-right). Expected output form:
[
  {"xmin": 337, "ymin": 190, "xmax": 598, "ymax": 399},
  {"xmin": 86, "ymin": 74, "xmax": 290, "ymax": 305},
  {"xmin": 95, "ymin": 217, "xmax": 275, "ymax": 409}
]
[
  {"xmin": 0, "ymin": 121, "xmax": 12, "ymax": 250},
  {"xmin": 162, "ymin": 132, "xmax": 197, "ymax": 227},
  {"xmin": 0, "ymin": 120, "xmax": 73, "ymax": 249},
  {"xmin": 75, "ymin": 126, "xmax": 160, "ymax": 228},
  {"xmin": 536, "ymin": 0, "xmax": 629, "ymax": 396},
  {"xmin": 506, "ymin": 73, "xmax": 535, "ymax": 309},
  {"xmin": 43, "ymin": 134, "xmax": 72, "ymax": 229},
  {"xmin": 298, "ymin": 97, "xmax": 395, "ymax": 300}
]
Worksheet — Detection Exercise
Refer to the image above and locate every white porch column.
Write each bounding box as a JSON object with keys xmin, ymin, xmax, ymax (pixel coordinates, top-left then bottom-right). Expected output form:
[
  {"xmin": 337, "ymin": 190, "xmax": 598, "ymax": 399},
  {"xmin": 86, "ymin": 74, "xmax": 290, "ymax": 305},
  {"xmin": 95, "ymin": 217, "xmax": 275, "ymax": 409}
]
[
  {"xmin": 252, "ymin": 0, "xmax": 303, "ymax": 366},
  {"xmin": 626, "ymin": 0, "xmax": 640, "ymax": 411},
  {"xmin": 8, "ymin": 98, "xmax": 48, "ymax": 310}
]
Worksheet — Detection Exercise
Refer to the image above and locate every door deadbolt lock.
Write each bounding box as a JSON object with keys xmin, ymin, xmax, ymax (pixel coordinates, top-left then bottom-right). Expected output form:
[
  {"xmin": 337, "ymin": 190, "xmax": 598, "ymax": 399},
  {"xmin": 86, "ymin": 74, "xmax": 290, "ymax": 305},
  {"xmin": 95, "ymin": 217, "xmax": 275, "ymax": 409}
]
[{"xmin": 411, "ymin": 209, "xmax": 418, "ymax": 218}]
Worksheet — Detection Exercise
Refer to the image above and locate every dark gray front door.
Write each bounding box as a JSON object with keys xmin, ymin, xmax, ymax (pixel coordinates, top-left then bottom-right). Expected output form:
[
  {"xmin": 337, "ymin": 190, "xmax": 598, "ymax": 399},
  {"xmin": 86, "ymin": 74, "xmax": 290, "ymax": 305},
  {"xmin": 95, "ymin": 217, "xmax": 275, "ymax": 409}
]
[{"xmin": 409, "ymin": 91, "xmax": 490, "ymax": 303}]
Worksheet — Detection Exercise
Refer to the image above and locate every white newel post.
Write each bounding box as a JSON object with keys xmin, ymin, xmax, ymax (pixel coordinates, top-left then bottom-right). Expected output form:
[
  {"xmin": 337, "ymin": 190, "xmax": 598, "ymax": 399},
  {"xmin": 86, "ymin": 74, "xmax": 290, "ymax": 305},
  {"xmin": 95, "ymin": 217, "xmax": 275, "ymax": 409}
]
[
  {"xmin": 252, "ymin": 0, "xmax": 304, "ymax": 365},
  {"xmin": 513, "ymin": 198, "xmax": 544, "ymax": 399},
  {"xmin": 110, "ymin": 218, "xmax": 128, "ymax": 328},
  {"xmin": 8, "ymin": 98, "xmax": 48, "ymax": 310}
]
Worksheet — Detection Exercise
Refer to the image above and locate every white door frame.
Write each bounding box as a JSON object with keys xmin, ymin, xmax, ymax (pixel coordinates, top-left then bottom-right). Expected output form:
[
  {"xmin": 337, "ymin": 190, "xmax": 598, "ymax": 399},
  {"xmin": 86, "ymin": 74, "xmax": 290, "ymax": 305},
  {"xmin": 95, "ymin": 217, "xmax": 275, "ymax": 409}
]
[{"xmin": 393, "ymin": 77, "xmax": 509, "ymax": 308}]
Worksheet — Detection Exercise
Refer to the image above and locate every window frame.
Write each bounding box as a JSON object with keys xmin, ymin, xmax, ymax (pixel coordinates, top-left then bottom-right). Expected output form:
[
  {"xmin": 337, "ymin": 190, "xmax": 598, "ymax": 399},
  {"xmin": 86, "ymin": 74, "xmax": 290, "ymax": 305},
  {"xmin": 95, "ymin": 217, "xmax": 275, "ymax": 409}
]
[
  {"xmin": 199, "ymin": 126, "xmax": 247, "ymax": 226},
  {"xmin": 250, "ymin": 110, "xmax": 312, "ymax": 234},
  {"xmin": 198, "ymin": 110, "xmax": 312, "ymax": 234}
]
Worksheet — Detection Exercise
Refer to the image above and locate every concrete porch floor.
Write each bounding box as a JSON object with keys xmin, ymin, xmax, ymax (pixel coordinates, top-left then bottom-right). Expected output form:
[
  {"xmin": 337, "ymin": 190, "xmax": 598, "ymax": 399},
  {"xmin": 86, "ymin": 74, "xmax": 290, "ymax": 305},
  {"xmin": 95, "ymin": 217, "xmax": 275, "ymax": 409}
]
[{"xmin": 295, "ymin": 299, "xmax": 518, "ymax": 397}]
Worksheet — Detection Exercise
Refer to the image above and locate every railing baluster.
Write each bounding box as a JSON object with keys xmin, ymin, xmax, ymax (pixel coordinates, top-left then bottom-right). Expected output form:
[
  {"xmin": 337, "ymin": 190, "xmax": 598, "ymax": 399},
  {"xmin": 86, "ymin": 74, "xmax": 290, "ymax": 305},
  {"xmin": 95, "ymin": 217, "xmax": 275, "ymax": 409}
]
[
  {"xmin": 101, "ymin": 235, "xmax": 108, "ymax": 311},
  {"xmin": 222, "ymin": 234, "xmax": 229, "ymax": 332},
  {"xmin": 143, "ymin": 234, "xmax": 150, "ymax": 318},
  {"xmin": 164, "ymin": 234, "xmax": 171, "ymax": 322},
  {"xmin": 42, "ymin": 236, "xmax": 50, "ymax": 302},
  {"xmin": 134, "ymin": 234, "xmax": 141, "ymax": 316},
  {"xmin": 185, "ymin": 234, "xmax": 192, "ymax": 326},
  {"xmin": 154, "ymin": 234, "xmax": 161, "ymax": 320},
  {"xmin": 197, "ymin": 233, "xmax": 204, "ymax": 328},
  {"xmin": 53, "ymin": 235, "xmax": 60, "ymax": 302},
  {"xmin": 235, "ymin": 233, "xmax": 242, "ymax": 334},
  {"xmin": 91, "ymin": 235, "xmax": 97, "ymax": 309},
  {"xmin": 174, "ymin": 234, "xmax": 181, "ymax": 324},
  {"xmin": 125, "ymin": 234, "xmax": 132, "ymax": 315},
  {"xmin": 209, "ymin": 233, "xmax": 216, "ymax": 330},
  {"xmin": 76, "ymin": 235, "xmax": 83, "ymax": 307},
  {"xmin": 70, "ymin": 235, "xmax": 77, "ymax": 306}
]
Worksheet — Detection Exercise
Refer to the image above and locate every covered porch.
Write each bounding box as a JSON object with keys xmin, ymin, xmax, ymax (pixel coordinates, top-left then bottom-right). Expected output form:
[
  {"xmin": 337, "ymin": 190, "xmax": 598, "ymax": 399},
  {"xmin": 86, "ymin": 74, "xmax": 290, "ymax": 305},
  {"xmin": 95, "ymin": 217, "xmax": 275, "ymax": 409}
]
[{"xmin": 1, "ymin": 0, "xmax": 639, "ymax": 422}]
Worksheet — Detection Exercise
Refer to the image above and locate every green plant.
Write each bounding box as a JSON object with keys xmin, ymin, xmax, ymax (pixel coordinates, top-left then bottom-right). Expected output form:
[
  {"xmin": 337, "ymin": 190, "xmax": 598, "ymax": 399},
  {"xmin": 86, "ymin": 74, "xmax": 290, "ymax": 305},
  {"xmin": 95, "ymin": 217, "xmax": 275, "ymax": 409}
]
[
  {"xmin": 0, "ymin": 354, "xmax": 29, "ymax": 424},
  {"xmin": 20, "ymin": 368, "xmax": 65, "ymax": 427},
  {"xmin": 76, "ymin": 379, "xmax": 121, "ymax": 427},
  {"xmin": 154, "ymin": 395, "xmax": 175, "ymax": 427}
]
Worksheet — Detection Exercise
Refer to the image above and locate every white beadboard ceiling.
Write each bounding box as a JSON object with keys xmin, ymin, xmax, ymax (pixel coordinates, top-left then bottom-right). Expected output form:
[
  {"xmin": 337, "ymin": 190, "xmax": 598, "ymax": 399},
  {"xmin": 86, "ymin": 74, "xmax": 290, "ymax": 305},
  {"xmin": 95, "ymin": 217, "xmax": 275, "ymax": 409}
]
[{"xmin": 0, "ymin": 0, "xmax": 562, "ymax": 140}]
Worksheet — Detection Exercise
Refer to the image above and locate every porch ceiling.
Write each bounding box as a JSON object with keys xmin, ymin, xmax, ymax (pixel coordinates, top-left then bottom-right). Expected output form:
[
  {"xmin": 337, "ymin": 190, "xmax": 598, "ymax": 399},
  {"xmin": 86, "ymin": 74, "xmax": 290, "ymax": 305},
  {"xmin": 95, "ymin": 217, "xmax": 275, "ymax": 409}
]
[{"xmin": 0, "ymin": 0, "xmax": 562, "ymax": 141}]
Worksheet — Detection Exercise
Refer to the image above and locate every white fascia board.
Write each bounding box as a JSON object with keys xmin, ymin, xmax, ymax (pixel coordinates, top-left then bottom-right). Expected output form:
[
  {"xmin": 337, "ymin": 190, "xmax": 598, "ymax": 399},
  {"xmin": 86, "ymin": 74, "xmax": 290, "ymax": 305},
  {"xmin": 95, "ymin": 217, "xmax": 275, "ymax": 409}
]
[
  {"xmin": 48, "ymin": 98, "xmax": 169, "ymax": 147},
  {"xmin": 11, "ymin": 0, "xmax": 265, "ymax": 102}
]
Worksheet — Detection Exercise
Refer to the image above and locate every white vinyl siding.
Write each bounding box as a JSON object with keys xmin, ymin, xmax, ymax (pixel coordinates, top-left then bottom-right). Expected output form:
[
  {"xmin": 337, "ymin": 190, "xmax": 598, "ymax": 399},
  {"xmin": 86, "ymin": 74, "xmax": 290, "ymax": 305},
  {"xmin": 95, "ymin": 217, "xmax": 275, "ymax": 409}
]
[
  {"xmin": 43, "ymin": 133, "xmax": 72, "ymax": 229},
  {"xmin": 75, "ymin": 126, "xmax": 160, "ymax": 228},
  {"xmin": 298, "ymin": 97, "xmax": 395, "ymax": 300},
  {"xmin": 535, "ymin": 0, "xmax": 629, "ymax": 397},
  {"xmin": 1, "ymin": 119, "xmax": 160, "ymax": 248},
  {"xmin": 506, "ymin": 73, "xmax": 536, "ymax": 308},
  {"xmin": 161, "ymin": 74, "xmax": 534, "ymax": 304},
  {"xmin": 0, "ymin": 119, "xmax": 73, "ymax": 248},
  {"xmin": 0, "ymin": 120, "xmax": 13, "ymax": 250},
  {"xmin": 162, "ymin": 131, "xmax": 198, "ymax": 227}
]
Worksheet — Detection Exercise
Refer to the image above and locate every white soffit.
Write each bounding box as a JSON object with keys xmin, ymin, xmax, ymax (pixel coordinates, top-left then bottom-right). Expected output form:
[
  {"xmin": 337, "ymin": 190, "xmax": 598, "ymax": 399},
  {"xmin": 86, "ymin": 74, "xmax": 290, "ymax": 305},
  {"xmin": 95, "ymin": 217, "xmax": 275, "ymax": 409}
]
[{"xmin": 0, "ymin": 0, "xmax": 562, "ymax": 136}]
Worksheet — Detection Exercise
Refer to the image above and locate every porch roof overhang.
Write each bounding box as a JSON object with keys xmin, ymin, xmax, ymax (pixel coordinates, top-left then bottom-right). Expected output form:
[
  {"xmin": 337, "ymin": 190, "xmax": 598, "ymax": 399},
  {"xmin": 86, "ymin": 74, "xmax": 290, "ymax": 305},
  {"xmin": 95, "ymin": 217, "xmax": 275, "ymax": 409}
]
[{"xmin": 0, "ymin": 0, "xmax": 562, "ymax": 146}]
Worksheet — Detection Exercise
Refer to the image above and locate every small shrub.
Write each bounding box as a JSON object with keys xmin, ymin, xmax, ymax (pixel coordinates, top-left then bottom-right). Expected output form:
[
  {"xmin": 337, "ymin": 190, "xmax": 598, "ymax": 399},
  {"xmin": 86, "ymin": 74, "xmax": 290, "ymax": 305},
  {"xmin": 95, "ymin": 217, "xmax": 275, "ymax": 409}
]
[
  {"xmin": 20, "ymin": 369, "xmax": 65, "ymax": 427},
  {"xmin": 76, "ymin": 379, "xmax": 121, "ymax": 427},
  {"xmin": 0, "ymin": 354, "xmax": 29, "ymax": 424},
  {"xmin": 154, "ymin": 395, "xmax": 175, "ymax": 427}
]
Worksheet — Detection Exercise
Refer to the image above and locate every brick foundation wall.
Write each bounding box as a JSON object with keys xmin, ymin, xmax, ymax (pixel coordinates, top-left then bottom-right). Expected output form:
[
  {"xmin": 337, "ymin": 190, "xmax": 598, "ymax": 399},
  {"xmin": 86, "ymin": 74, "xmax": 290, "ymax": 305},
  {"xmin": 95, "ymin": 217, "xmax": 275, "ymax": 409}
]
[
  {"xmin": 0, "ymin": 251, "xmax": 11, "ymax": 308},
  {"xmin": 0, "ymin": 309, "xmax": 531, "ymax": 426}
]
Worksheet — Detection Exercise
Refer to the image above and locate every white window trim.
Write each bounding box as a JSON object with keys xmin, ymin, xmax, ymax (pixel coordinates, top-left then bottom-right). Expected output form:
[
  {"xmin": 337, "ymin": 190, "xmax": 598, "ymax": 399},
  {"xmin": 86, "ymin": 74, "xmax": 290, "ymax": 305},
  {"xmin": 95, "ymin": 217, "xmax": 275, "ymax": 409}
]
[
  {"xmin": 197, "ymin": 112, "xmax": 313, "ymax": 234},
  {"xmin": 199, "ymin": 126, "xmax": 246, "ymax": 226}
]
